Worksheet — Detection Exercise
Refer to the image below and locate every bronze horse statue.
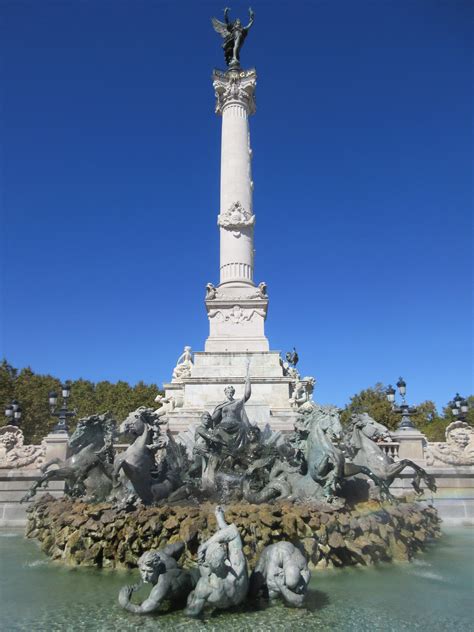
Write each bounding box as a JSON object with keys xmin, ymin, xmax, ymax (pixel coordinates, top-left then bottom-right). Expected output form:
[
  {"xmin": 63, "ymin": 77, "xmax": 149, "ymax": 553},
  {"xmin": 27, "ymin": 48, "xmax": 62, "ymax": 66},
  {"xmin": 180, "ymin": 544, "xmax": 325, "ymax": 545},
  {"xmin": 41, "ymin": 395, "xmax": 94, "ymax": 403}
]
[
  {"xmin": 21, "ymin": 413, "xmax": 116, "ymax": 503},
  {"xmin": 297, "ymin": 405, "xmax": 393, "ymax": 501},
  {"xmin": 113, "ymin": 407, "xmax": 185, "ymax": 505},
  {"xmin": 343, "ymin": 413, "xmax": 437, "ymax": 495},
  {"xmin": 243, "ymin": 405, "xmax": 393, "ymax": 504}
]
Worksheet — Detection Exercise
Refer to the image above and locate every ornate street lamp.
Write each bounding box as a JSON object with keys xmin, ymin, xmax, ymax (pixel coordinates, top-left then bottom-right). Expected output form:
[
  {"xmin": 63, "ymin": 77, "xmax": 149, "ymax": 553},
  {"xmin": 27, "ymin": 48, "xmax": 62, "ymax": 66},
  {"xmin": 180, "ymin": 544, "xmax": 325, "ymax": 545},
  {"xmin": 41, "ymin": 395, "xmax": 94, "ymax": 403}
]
[
  {"xmin": 450, "ymin": 393, "xmax": 469, "ymax": 422},
  {"xmin": 396, "ymin": 377, "xmax": 407, "ymax": 400},
  {"xmin": 386, "ymin": 385, "xmax": 396, "ymax": 404},
  {"xmin": 49, "ymin": 382, "xmax": 76, "ymax": 433},
  {"xmin": 4, "ymin": 399, "xmax": 22, "ymax": 426},
  {"xmin": 386, "ymin": 377, "xmax": 416, "ymax": 430}
]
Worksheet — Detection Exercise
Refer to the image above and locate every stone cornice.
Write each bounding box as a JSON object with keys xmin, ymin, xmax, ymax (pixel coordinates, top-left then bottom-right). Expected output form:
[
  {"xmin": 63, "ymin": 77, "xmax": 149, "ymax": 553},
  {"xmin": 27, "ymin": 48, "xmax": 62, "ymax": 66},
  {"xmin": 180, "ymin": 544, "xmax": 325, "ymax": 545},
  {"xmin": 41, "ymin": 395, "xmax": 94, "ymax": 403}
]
[
  {"xmin": 205, "ymin": 298, "xmax": 268, "ymax": 308},
  {"xmin": 169, "ymin": 376, "xmax": 295, "ymax": 385}
]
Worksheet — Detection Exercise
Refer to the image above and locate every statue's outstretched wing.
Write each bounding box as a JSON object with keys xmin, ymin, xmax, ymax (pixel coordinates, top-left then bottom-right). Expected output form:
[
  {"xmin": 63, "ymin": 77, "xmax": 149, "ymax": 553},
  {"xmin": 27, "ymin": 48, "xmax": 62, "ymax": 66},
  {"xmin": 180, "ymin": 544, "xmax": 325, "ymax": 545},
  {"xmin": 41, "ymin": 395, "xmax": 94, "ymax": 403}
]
[{"xmin": 212, "ymin": 17, "xmax": 230, "ymax": 38}]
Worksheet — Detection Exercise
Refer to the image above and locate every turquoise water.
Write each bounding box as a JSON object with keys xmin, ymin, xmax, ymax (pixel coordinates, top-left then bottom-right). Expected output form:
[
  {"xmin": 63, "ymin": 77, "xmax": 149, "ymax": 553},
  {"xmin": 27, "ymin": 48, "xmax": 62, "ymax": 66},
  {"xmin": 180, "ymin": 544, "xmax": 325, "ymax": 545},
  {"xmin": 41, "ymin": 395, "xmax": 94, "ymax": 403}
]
[{"xmin": 0, "ymin": 529, "xmax": 473, "ymax": 631}]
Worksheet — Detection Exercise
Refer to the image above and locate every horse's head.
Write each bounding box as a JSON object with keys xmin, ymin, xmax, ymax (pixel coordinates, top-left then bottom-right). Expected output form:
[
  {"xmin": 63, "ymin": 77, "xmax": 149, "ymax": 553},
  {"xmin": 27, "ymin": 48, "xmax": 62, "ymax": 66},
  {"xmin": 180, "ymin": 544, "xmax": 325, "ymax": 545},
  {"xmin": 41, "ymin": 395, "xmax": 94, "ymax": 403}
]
[
  {"xmin": 305, "ymin": 404, "xmax": 343, "ymax": 444},
  {"xmin": 350, "ymin": 412, "xmax": 391, "ymax": 443},
  {"xmin": 119, "ymin": 407, "xmax": 162, "ymax": 438},
  {"xmin": 69, "ymin": 413, "xmax": 116, "ymax": 452}
]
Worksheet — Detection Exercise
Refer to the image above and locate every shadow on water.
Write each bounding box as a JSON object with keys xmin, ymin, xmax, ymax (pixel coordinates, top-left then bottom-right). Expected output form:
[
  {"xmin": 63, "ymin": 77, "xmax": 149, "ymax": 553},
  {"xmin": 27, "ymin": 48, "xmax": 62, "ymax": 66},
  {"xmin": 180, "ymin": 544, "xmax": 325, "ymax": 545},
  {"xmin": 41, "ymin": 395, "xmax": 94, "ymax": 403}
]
[
  {"xmin": 197, "ymin": 589, "xmax": 330, "ymax": 627},
  {"xmin": 303, "ymin": 588, "xmax": 331, "ymax": 612}
]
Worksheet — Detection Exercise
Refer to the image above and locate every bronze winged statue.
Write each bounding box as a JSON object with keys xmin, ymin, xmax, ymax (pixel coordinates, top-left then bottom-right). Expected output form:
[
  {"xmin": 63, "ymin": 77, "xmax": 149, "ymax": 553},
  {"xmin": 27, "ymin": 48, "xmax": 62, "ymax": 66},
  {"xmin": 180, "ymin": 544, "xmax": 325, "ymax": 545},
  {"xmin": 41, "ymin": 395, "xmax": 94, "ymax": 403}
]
[{"xmin": 212, "ymin": 7, "xmax": 254, "ymax": 68}]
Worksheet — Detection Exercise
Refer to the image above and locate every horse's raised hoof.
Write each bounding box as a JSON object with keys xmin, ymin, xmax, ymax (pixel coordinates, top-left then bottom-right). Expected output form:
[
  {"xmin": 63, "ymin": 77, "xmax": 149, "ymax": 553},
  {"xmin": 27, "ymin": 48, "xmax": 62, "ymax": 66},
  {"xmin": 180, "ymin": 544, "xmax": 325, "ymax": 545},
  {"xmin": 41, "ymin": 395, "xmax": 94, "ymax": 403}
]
[{"xmin": 427, "ymin": 476, "xmax": 437, "ymax": 493}]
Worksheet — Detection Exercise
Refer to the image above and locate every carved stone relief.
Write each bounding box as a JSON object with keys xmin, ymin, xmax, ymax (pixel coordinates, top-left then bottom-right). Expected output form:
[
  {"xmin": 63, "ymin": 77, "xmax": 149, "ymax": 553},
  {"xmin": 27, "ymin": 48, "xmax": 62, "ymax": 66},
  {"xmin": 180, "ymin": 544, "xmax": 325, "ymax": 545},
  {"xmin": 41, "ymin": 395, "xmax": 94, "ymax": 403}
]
[
  {"xmin": 208, "ymin": 305, "xmax": 265, "ymax": 325},
  {"xmin": 205, "ymin": 283, "xmax": 218, "ymax": 300},
  {"xmin": 425, "ymin": 421, "xmax": 474, "ymax": 466},
  {"xmin": 154, "ymin": 394, "xmax": 177, "ymax": 417},
  {"xmin": 0, "ymin": 425, "xmax": 45, "ymax": 469},
  {"xmin": 171, "ymin": 346, "xmax": 194, "ymax": 382},
  {"xmin": 289, "ymin": 377, "xmax": 316, "ymax": 409},
  {"xmin": 218, "ymin": 201, "xmax": 255, "ymax": 237}
]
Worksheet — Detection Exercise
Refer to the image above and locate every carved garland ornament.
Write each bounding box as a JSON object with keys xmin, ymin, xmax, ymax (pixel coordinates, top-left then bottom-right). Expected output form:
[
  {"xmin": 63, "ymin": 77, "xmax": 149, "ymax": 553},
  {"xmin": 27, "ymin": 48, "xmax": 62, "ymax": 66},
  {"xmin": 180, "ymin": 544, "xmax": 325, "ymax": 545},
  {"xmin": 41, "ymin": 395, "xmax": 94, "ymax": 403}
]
[
  {"xmin": 208, "ymin": 305, "xmax": 265, "ymax": 324},
  {"xmin": 218, "ymin": 201, "xmax": 255, "ymax": 237}
]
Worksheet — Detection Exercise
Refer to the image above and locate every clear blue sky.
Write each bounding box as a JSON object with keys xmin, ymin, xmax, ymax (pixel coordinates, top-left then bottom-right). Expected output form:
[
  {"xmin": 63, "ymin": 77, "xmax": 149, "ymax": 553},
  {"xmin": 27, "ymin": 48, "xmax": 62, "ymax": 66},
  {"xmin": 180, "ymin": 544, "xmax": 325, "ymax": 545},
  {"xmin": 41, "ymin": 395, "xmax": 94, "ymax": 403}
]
[{"xmin": 1, "ymin": 1, "xmax": 472, "ymax": 411}]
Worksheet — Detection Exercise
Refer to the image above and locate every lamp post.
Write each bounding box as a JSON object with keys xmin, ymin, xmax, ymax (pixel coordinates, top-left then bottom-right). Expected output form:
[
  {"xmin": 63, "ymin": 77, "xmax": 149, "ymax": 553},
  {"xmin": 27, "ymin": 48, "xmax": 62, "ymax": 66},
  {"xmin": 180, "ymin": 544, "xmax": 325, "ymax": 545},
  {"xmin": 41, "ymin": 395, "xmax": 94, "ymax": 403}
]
[
  {"xmin": 49, "ymin": 382, "xmax": 76, "ymax": 433},
  {"xmin": 449, "ymin": 393, "xmax": 469, "ymax": 422},
  {"xmin": 386, "ymin": 377, "xmax": 416, "ymax": 430},
  {"xmin": 4, "ymin": 399, "xmax": 22, "ymax": 427}
]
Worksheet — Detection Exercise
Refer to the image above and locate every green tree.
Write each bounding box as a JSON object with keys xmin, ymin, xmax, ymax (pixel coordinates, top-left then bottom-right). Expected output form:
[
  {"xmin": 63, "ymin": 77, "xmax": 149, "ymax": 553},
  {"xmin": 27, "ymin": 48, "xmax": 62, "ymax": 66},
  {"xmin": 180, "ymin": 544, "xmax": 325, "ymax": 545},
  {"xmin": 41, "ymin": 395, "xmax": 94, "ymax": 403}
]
[
  {"xmin": 420, "ymin": 395, "xmax": 474, "ymax": 442},
  {"xmin": 1, "ymin": 360, "xmax": 163, "ymax": 444},
  {"xmin": 0, "ymin": 360, "xmax": 17, "ymax": 411},
  {"xmin": 341, "ymin": 382, "xmax": 473, "ymax": 442},
  {"xmin": 13, "ymin": 367, "xmax": 61, "ymax": 443},
  {"xmin": 340, "ymin": 383, "xmax": 400, "ymax": 429}
]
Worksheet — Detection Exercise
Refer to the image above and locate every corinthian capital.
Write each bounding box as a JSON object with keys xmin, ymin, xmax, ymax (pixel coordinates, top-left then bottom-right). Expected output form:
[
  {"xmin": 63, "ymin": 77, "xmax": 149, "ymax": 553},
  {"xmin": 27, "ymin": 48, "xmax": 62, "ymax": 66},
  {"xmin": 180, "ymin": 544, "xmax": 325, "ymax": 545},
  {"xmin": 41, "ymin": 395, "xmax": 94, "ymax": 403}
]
[{"xmin": 212, "ymin": 68, "xmax": 257, "ymax": 115}]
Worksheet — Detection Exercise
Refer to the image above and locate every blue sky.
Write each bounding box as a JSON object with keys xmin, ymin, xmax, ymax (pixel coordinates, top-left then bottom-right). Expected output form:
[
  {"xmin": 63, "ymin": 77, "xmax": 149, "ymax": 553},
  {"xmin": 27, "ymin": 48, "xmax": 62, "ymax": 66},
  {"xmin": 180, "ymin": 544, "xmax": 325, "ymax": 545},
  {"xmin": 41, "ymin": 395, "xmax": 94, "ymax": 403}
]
[{"xmin": 1, "ymin": 1, "xmax": 472, "ymax": 411}]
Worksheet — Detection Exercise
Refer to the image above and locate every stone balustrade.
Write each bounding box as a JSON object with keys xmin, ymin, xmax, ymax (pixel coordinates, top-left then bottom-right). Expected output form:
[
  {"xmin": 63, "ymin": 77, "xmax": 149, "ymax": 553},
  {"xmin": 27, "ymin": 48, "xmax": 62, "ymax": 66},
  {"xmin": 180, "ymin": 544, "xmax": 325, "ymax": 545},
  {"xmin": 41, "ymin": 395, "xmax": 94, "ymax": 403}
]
[{"xmin": 379, "ymin": 441, "xmax": 400, "ymax": 461}]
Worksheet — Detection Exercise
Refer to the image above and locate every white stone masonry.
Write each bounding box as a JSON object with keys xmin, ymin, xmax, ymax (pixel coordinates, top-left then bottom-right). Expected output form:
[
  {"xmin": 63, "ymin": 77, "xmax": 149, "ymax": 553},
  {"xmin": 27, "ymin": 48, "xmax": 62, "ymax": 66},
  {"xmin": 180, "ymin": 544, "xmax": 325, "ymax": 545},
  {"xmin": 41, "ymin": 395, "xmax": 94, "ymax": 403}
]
[
  {"xmin": 162, "ymin": 66, "xmax": 301, "ymax": 433},
  {"xmin": 206, "ymin": 67, "xmax": 269, "ymax": 353}
]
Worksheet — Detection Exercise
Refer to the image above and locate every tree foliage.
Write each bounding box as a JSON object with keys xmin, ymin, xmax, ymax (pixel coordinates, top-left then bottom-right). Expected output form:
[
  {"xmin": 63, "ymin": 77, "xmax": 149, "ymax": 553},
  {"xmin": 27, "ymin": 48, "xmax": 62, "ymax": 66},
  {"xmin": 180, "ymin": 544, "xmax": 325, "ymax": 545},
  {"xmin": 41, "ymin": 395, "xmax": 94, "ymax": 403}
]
[
  {"xmin": 340, "ymin": 382, "xmax": 473, "ymax": 442},
  {"xmin": 0, "ymin": 360, "xmax": 162, "ymax": 444},
  {"xmin": 340, "ymin": 383, "xmax": 400, "ymax": 429}
]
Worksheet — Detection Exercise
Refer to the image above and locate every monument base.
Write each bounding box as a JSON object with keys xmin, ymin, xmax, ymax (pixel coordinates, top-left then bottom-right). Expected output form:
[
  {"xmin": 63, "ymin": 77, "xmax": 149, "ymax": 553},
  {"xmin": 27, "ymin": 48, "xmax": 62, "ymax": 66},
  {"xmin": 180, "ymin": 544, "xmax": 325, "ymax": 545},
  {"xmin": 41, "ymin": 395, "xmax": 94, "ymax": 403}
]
[{"xmin": 164, "ymin": 351, "xmax": 301, "ymax": 433}]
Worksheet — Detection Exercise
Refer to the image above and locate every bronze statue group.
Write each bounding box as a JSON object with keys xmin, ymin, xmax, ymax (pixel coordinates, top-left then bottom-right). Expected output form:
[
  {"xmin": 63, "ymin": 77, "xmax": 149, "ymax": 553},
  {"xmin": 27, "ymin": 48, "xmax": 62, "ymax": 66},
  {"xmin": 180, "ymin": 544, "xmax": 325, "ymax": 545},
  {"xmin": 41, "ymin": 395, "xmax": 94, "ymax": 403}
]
[{"xmin": 22, "ymin": 367, "xmax": 436, "ymax": 618}]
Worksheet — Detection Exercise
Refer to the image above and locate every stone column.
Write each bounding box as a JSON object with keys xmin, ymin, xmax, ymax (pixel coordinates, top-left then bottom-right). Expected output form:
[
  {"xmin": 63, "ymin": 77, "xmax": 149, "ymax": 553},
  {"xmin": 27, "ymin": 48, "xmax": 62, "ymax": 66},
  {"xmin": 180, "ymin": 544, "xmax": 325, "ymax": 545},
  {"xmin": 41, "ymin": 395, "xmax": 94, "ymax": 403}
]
[
  {"xmin": 205, "ymin": 68, "xmax": 269, "ymax": 352},
  {"xmin": 214, "ymin": 68, "xmax": 256, "ymax": 286}
]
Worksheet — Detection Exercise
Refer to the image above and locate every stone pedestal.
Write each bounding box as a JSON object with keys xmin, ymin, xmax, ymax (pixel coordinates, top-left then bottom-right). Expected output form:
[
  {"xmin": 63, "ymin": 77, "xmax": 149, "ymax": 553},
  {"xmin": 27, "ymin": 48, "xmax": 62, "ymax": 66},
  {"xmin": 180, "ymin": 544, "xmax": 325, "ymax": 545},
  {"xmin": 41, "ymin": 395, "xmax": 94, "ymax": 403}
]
[
  {"xmin": 205, "ymin": 292, "xmax": 269, "ymax": 352},
  {"xmin": 43, "ymin": 432, "xmax": 69, "ymax": 463},
  {"xmin": 393, "ymin": 428, "xmax": 427, "ymax": 462},
  {"xmin": 0, "ymin": 470, "xmax": 65, "ymax": 527},
  {"xmin": 165, "ymin": 351, "xmax": 300, "ymax": 433}
]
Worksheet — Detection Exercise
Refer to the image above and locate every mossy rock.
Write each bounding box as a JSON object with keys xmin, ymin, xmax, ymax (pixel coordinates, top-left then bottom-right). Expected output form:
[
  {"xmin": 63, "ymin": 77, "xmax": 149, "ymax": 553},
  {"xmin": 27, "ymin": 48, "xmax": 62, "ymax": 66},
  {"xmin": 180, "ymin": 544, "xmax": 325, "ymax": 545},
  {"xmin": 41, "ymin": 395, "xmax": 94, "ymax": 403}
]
[{"xmin": 26, "ymin": 497, "xmax": 441, "ymax": 570}]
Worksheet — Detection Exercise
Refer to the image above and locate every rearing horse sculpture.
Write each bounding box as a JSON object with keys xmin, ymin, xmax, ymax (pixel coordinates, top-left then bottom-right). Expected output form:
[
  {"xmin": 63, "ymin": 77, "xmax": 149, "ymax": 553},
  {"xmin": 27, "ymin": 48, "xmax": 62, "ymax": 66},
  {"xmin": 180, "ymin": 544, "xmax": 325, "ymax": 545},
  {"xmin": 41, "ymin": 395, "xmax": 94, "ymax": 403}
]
[
  {"xmin": 113, "ymin": 406, "xmax": 184, "ymax": 505},
  {"xmin": 303, "ymin": 405, "xmax": 394, "ymax": 502},
  {"xmin": 21, "ymin": 413, "xmax": 116, "ymax": 503},
  {"xmin": 243, "ymin": 406, "xmax": 393, "ymax": 504},
  {"xmin": 343, "ymin": 413, "xmax": 437, "ymax": 494}
]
